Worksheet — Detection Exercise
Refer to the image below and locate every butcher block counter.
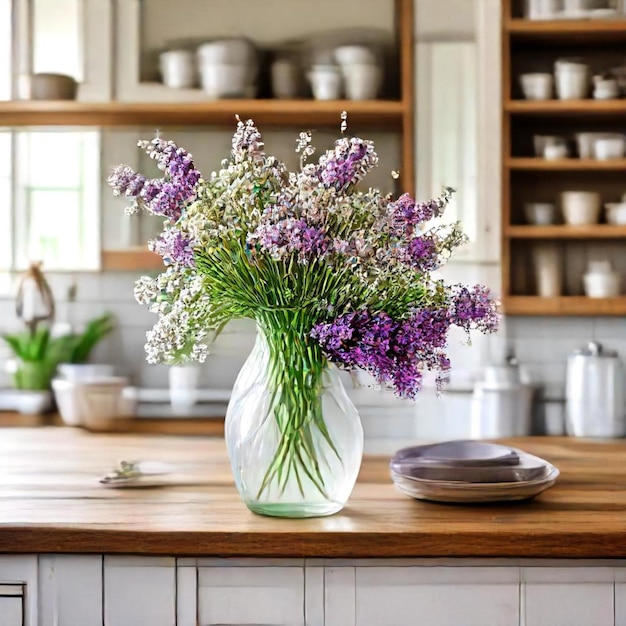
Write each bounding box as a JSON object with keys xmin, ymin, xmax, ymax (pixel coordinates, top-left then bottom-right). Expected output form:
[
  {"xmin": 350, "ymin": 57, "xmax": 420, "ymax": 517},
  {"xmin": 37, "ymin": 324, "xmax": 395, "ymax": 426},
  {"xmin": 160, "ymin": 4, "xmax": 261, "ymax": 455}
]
[
  {"xmin": 0, "ymin": 427, "xmax": 624, "ymax": 559},
  {"xmin": 4, "ymin": 428, "xmax": 626, "ymax": 626}
]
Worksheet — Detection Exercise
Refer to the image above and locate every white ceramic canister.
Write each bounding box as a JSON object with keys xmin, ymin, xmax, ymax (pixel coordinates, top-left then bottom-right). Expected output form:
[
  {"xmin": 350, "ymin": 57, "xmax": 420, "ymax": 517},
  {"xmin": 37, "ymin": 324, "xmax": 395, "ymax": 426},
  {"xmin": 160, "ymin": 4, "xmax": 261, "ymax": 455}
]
[{"xmin": 566, "ymin": 342, "xmax": 626, "ymax": 437}]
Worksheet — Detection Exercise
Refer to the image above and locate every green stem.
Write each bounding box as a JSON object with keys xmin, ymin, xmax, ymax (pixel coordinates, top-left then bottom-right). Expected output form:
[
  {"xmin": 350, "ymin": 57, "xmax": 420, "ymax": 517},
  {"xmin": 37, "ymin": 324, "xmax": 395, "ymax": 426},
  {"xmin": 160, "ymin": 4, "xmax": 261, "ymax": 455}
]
[{"xmin": 254, "ymin": 310, "xmax": 340, "ymax": 501}]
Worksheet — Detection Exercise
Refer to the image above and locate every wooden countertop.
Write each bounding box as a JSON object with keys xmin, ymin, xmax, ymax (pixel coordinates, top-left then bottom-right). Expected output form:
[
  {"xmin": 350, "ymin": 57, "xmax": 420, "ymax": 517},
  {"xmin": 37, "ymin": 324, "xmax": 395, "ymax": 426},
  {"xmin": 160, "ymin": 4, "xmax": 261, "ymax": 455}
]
[{"xmin": 1, "ymin": 428, "xmax": 625, "ymax": 559}]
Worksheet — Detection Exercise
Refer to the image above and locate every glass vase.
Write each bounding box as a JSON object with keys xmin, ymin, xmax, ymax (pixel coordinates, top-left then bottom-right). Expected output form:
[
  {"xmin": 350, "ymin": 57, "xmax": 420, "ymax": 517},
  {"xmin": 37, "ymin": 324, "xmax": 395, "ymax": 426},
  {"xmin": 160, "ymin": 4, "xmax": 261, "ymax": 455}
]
[{"xmin": 225, "ymin": 313, "xmax": 363, "ymax": 518}]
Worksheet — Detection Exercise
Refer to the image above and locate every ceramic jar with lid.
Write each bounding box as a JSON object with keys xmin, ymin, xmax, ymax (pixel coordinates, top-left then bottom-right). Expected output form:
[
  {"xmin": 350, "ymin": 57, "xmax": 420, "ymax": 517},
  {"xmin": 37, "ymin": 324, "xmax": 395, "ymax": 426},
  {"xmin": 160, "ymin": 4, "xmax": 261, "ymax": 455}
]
[
  {"xmin": 566, "ymin": 341, "xmax": 626, "ymax": 437},
  {"xmin": 583, "ymin": 260, "xmax": 621, "ymax": 298}
]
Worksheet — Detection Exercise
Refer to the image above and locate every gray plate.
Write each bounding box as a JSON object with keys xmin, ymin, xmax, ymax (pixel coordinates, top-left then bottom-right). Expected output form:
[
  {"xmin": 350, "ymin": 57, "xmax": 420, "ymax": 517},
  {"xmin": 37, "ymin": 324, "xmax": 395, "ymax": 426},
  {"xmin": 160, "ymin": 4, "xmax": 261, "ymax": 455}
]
[{"xmin": 391, "ymin": 440, "xmax": 520, "ymax": 471}]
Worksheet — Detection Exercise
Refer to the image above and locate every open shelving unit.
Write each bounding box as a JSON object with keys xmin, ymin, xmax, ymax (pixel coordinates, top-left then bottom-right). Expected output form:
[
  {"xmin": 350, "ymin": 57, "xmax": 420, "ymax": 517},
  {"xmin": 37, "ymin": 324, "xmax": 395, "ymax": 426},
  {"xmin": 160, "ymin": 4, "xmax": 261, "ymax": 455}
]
[
  {"xmin": 3, "ymin": 0, "xmax": 415, "ymax": 271},
  {"xmin": 501, "ymin": 0, "xmax": 626, "ymax": 316}
]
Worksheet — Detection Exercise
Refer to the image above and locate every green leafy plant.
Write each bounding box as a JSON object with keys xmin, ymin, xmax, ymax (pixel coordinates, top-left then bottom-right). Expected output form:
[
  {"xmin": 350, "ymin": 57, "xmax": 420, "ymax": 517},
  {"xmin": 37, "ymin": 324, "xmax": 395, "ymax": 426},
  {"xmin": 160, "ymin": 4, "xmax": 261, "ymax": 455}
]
[
  {"xmin": 1, "ymin": 313, "xmax": 116, "ymax": 390},
  {"xmin": 1, "ymin": 327, "xmax": 76, "ymax": 390},
  {"xmin": 64, "ymin": 312, "xmax": 116, "ymax": 364}
]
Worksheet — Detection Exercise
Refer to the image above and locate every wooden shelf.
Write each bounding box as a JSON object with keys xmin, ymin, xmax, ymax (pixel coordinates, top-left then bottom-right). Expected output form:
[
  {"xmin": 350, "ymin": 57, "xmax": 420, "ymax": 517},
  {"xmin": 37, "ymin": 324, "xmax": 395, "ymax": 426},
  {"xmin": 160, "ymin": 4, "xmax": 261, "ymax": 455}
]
[
  {"xmin": 506, "ymin": 99, "xmax": 626, "ymax": 116},
  {"xmin": 507, "ymin": 158, "xmax": 626, "ymax": 170},
  {"xmin": 502, "ymin": 2, "xmax": 626, "ymax": 316},
  {"xmin": 0, "ymin": 99, "xmax": 406, "ymax": 128},
  {"xmin": 102, "ymin": 249, "xmax": 162, "ymax": 271},
  {"xmin": 502, "ymin": 295, "xmax": 626, "ymax": 316},
  {"xmin": 506, "ymin": 18, "xmax": 626, "ymax": 43},
  {"xmin": 506, "ymin": 224, "xmax": 626, "ymax": 239}
]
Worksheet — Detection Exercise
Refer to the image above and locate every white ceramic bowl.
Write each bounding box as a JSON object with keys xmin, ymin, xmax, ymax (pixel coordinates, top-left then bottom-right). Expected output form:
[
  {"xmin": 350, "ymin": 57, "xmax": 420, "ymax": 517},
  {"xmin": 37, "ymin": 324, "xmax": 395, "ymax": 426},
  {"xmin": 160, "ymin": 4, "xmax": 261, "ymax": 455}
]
[
  {"xmin": 159, "ymin": 50, "xmax": 196, "ymax": 89},
  {"xmin": 197, "ymin": 39, "xmax": 256, "ymax": 65},
  {"xmin": 341, "ymin": 63, "xmax": 382, "ymax": 100},
  {"xmin": 583, "ymin": 271, "xmax": 621, "ymax": 298},
  {"xmin": 605, "ymin": 203, "xmax": 626, "ymax": 225},
  {"xmin": 524, "ymin": 202, "xmax": 558, "ymax": 225},
  {"xmin": 561, "ymin": 191, "xmax": 601, "ymax": 225},
  {"xmin": 334, "ymin": 45, "xmax": 378, "ymax": 66},
  {"xmin": 520, "ymin": 73, "xmax": 553, "ymax": 100},
  {"xmin": 593, "ymin": 136, "xmax": 625, "ymax": 160},
  {"xmin": 198, "ymin": 63, "xmax": 254, "ymax": 98}
]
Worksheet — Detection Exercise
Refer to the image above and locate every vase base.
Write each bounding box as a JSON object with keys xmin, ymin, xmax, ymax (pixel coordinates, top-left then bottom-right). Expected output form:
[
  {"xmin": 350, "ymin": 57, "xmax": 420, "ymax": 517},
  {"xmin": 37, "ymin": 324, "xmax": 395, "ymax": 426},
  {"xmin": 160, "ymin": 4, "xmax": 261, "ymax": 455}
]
[{"xmin": 246, "ymin": 500, "xmax": 344, "ymax": 518}]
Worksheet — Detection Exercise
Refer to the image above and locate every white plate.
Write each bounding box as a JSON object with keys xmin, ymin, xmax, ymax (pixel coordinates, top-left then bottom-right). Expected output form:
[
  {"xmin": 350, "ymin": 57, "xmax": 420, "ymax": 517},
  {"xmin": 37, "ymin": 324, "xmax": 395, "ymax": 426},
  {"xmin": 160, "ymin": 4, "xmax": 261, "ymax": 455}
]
[{"xmin": 391, "ymin": 465, "xmax": 560, "ymax": 503}]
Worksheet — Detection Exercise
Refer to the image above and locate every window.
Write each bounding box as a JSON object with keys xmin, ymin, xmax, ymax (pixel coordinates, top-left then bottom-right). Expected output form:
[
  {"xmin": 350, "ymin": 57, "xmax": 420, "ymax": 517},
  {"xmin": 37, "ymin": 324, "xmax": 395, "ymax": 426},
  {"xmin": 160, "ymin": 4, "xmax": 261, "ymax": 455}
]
[{"xmin": 0, "ymin": 130, "xmax": 100, "ymax": 271}]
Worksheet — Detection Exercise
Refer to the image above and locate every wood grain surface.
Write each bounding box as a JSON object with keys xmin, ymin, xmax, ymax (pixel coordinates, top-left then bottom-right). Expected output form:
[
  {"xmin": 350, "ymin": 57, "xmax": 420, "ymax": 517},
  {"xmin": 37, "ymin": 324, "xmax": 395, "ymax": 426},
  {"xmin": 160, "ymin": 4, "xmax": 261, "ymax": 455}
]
[{"xmin": 1, "ymin": 428, "xmax": 625, "ymax": 558}]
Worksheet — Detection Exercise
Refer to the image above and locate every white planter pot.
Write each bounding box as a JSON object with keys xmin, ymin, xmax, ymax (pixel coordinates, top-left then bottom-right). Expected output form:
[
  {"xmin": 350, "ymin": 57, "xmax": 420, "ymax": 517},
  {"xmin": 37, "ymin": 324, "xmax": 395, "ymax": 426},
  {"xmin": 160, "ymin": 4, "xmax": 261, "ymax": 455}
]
[{"xmin": 15, "ymin": 390, "xmax": 53, "ymax": 415}]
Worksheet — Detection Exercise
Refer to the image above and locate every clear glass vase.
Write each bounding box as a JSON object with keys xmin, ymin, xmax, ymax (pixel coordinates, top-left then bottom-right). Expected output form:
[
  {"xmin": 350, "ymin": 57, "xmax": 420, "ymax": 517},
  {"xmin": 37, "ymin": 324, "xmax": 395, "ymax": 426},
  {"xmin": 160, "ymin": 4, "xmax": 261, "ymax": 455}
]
[{"xmin": 225, "ymin": 315, "xmax": 363, "ymax": 518}]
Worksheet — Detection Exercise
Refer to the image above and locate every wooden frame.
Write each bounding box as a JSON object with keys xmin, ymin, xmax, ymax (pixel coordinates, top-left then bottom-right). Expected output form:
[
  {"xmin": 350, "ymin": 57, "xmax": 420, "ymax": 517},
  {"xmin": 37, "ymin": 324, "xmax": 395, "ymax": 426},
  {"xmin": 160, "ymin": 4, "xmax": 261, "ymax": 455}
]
[
  {"xmin": 500, "ymin": 0, "xmax": 626, "ymax": 316},
  {"xmin": 4, "ymin": 0, "xmax": 415, "ymax": 271},
  {"xmin": 10, "ymin": 0, "xmax": 112, "ymax": 102}
]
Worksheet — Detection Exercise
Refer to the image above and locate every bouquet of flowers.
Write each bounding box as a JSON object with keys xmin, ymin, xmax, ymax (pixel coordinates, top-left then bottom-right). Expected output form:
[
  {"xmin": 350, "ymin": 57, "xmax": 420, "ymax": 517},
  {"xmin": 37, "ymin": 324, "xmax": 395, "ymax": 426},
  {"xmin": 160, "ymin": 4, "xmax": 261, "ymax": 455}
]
[{"xmin": 108, "ymin": 116, "xmax": 498, "ymax": 517}]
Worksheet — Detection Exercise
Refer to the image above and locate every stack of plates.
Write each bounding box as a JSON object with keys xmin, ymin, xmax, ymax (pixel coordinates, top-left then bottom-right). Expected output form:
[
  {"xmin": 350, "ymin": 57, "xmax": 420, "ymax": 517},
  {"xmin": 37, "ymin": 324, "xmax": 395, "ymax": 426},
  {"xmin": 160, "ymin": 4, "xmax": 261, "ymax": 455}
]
[{"xmin": 390, "ymin": 440, "xmax": 559, "ymax": 503}]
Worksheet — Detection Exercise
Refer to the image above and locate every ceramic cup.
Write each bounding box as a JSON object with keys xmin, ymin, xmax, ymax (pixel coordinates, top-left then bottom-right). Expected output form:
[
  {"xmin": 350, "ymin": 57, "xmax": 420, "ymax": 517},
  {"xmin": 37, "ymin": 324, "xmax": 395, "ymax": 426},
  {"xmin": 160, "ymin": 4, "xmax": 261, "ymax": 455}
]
[
  {"xmin": 520, "ymin": 73, "xmax": 553, "ymax": 100},
  {"xmin": 342, "ymin": 63, "xmax": 382, "ymax": 100},
  {"xmin": 307, "ymin": 65, "xmax": 342, "ymax": 100},
  {"xmin": 532, "ymin": 243, "xmax": 562, "ymax": 297},
  {"xmin": 561, "ymin": 191, "xmax": 601, "ymax": 225},
  {"xmin": 159, "ymin": 50, "xmax": 196, "ymax": 89}
]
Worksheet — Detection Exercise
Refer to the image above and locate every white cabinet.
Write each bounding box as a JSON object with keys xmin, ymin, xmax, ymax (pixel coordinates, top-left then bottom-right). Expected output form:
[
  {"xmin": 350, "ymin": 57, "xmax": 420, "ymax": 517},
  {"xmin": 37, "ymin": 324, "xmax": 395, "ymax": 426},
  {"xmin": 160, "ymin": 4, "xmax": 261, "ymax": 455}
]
[
  {"xmin": 38, "ymin": 555, "xmax": 102, "ymax": 626},
  {"xmin": 521, "ymin": 567, "xmax": 615, "ymax": 626},
  {"xmin": 0, "ymin": 585, "xmax": 24, "ymax": 626},
  {"xmin": 349, "ymin": 566, "xmax": 519, "ymax": 626},
  {"xmin": 0, "ymin": 556, "xmax": 37, "ymax": 626},
  {"xmin": 103, "ymin": 556, "xmax": 176, "ymax": 626},
  {"xmin": 196, "ymin": 560, "xmax": 306, "ymax": 626}
]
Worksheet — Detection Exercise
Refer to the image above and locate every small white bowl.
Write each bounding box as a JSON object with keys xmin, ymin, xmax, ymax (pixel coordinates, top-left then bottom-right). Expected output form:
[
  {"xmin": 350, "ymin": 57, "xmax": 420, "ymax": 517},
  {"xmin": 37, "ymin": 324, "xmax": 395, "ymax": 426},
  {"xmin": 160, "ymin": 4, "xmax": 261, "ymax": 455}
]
[
  {"xmin": 524, "ymin": 202, "xmax": 558, "ymax": 225},
  {"xmin": 198, "ymin": 63, "xmax": 254, "ymax": 98},
  {"xmin": 605, "ymin": 203, "xmax": 626, "ymax": 225},
  {"xmin": 341, "ymin": 63, "xmax": 382, "ymax": 100},
  {"xmin": 520, "ymin": 73, "xmax": 553, "ymax": 100},
  {"xmin": 334, "ymin": 45, "xmax": 378, "ymax": 66},
  {"xmin": 196, "ymin": 39, "xmax": 256, "ymax": 65},
  {"xmin": 583, "ymin": 271, "xmax": 621, "ymax": 298},
  {"xmin": 593, "ymin": 136, "xmax": 625, "ymax": 160}
]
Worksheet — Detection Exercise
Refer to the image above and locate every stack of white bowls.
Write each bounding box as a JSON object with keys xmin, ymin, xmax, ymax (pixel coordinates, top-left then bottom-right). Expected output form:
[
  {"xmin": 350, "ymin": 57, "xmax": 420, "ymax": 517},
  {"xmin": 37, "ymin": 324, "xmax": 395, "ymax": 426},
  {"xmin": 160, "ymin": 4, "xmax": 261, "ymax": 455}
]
[
  {"xmin": 197, "ymin": 38, "xmax": 258, "ymax": 99},
  {"xmin": 332, "ymin": 45, "xmax": 383, "ymax": 100}
]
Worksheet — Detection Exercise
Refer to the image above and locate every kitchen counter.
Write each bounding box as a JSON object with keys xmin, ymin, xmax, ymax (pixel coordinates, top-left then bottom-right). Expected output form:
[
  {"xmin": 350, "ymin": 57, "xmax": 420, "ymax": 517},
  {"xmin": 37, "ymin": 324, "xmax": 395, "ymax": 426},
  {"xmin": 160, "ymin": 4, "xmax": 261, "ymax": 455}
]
[{"xmin": 1, "ymin": 428, "xmax": 625, "ymax": 559}]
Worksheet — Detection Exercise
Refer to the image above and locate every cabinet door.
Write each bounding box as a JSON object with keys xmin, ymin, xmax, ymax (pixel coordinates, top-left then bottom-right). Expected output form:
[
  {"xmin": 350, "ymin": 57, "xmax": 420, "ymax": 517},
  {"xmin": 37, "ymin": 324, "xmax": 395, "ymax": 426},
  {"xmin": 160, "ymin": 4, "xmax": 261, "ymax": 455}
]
[
  {"xmin": 0, "ymin": 585, "xmax": 24, "ymax": 626},
  {"xmin": 197, "ymin": 565, "xmax": 305, "ymax": 626},
  {"xmin": 38, "ymin": 555, "xmax": 102, "ymax": 626},
  {"xmin": 352, "ymin": 566, "xmax": 519, "ymax": 626},
  {"xmin": 104, "ymin": 556, "xmax": 176, "ymax": 626},
  {"xmin": 521, "ymin": 567, "xmax": 614, "ymax": 626},
  {"xmin": 0, "ymin": 556, "xmax": 37, "ymax": 626}
]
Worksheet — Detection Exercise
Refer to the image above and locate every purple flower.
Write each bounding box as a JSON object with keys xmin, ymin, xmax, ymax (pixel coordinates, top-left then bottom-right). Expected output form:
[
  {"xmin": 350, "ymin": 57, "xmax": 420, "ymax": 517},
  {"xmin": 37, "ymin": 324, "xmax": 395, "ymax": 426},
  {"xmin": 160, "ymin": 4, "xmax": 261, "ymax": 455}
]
[
  {"xmin": 311, "ymin": 308, "xmax": 452, "ymax": 399},
  {"xmin": 387, "ymin": 187, "xmax": 455, "ymax": 237},
  {"xmin": 108, "ymin": 138, "xmax": 201, "ymax": 222},
  {"xmin": 316, "ymin": 137, "xmax": 378, "ymax": 191},
  {"xmin": 150, "ymin": 230, "xmax": 196, "ymax": 268},
  {"xmin": 399, "ymin": 236, "xmax": 439, "ymax": 272},
  {"xmin": 107, "ymin": 166, "xmax": 146, "ymax": 198},
  {"xmin": 248, "ymin": 217, "xmax": 329, "ymax": 262},
  {"xmin": 450, "ymin": 284, "xmax": 500, "ymax": 333}
]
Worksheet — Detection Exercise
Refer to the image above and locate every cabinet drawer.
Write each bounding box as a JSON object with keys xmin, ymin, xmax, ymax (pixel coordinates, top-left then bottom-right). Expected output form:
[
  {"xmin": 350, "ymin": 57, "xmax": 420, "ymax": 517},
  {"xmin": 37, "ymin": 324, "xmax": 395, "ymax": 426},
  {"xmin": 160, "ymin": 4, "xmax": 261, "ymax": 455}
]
[
  {"xmin": 0, "ymin": 584, "xmax": 24, "ymax": 626},
  {"xmin": 197, "ymin": 566, "xmax": 305, "ymax": 626}
]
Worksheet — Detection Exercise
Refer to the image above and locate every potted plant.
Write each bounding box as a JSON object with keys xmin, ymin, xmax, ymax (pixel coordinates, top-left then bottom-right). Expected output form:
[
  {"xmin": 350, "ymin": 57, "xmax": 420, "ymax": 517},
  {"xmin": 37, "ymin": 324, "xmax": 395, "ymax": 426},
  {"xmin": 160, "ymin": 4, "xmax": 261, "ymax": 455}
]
[
  {"xmin": 1, "ymin": 326, "xmax": 75, "ymax": 414},
  {"xmin": 56, "ymin": 312, "xmax": 116, "ymax": 381}
]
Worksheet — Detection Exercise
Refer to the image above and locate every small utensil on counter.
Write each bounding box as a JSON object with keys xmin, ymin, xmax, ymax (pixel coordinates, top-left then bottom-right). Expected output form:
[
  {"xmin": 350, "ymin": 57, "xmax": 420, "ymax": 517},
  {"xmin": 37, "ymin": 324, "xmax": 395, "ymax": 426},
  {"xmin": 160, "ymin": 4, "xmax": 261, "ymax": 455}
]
[{"xmin": 100, "ymin": 460, "xmax": 200, "ymax": 488}]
